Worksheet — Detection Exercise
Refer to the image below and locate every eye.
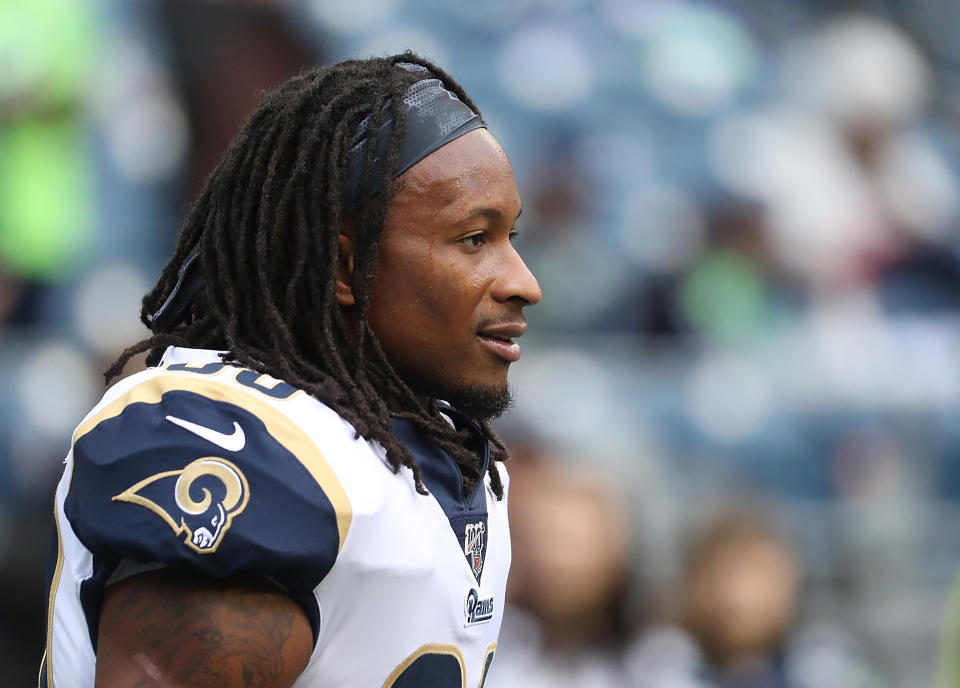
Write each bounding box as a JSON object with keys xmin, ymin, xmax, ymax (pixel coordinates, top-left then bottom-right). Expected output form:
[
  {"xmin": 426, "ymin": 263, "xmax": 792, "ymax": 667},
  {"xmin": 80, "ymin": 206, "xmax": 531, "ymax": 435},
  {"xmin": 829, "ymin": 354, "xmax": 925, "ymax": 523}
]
[
  {"xmin": 509, "ymin": 228, "xmax": 520, "ymax": 243},
  {"xmin": 460, "ymin": 233, "xmax": 486, "ymax": 250}
]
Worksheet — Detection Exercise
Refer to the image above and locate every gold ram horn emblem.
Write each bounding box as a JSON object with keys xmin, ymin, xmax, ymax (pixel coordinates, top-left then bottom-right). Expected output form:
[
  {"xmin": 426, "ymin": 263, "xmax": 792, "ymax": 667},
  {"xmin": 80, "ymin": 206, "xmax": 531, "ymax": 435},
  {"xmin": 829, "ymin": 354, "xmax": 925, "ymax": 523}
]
[{"xmin": 114, "ymin": 457, "xmax": 250, "ymax": 554}]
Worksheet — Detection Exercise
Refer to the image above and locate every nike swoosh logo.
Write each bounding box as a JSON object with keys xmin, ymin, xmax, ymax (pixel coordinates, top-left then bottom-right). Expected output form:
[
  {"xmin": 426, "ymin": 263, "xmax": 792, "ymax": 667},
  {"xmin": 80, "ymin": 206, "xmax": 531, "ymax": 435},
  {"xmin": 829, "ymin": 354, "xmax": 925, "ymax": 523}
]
[{"xmin": 165, "ymin": 415, "xmax": 246, "ymax": 452}]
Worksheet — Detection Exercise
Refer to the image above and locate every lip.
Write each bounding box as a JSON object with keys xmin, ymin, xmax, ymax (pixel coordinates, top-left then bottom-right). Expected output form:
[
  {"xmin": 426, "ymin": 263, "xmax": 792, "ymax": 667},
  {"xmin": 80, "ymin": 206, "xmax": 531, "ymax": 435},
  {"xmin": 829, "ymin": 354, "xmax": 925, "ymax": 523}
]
[
  {"xmin": 477, "ymin": 321, "xmax": 526, "ymax": 363},
  {"xmin": 477, "ymin": 322, "xmax": 527, "ymax": 339}
]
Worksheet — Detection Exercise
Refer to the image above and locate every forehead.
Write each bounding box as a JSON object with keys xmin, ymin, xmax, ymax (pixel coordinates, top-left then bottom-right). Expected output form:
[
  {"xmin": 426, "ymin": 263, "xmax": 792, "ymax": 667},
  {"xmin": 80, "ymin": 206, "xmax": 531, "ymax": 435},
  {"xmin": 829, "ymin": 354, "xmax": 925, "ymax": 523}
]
[{"xmin": 388, "ymin": 128, "xmax": 520, "ymax": 223}]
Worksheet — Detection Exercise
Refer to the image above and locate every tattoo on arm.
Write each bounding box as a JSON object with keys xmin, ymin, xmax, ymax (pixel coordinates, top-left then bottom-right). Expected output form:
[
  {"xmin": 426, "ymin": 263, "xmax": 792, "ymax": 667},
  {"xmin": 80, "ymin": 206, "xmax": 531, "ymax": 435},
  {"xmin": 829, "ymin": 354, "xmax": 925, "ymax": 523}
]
[{"xmin": 95, "ymin": 570, "xmax": 312, "ymax": 688}]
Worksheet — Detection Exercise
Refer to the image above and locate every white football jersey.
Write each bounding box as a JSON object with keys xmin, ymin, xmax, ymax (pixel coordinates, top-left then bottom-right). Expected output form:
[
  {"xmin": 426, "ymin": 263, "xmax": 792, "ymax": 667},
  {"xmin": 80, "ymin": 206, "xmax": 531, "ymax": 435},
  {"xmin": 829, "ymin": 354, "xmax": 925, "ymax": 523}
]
[{"xmin": 41, "ymin": 347, "xmax": 510, "ymax": 688}]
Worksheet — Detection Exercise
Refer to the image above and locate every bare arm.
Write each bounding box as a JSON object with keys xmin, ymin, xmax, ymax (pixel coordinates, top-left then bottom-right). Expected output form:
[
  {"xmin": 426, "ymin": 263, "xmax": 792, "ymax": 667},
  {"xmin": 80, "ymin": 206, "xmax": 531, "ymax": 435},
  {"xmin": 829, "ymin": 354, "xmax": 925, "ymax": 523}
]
[{"xmin": 94, "ymin": 569, "xmax": 313, "ymax": 688}]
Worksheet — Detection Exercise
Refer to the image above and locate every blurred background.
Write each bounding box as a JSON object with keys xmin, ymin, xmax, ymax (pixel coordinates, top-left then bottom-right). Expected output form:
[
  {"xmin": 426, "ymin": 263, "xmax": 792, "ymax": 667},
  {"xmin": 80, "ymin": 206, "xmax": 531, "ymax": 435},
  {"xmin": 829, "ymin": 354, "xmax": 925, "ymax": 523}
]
[{"xmin": 5, "ymin": 0, "xmax": 960, "ymax": 685}]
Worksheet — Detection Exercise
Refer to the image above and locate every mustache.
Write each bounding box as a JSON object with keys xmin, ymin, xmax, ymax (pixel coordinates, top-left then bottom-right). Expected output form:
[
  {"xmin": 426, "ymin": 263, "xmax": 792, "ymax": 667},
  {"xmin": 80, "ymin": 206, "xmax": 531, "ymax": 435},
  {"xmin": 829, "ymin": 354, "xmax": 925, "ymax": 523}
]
[{"xmin": 475, "ymin": 316, "xmax": 527, "ymax": 331}]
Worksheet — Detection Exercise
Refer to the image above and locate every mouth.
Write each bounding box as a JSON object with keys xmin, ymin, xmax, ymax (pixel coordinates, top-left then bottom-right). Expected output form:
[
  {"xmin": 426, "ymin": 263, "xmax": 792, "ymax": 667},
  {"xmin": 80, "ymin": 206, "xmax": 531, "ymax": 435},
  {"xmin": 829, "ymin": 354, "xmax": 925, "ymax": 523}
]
[{"xmin": 477, "ymin": 322, "xmax": 526, "ymax": 363}]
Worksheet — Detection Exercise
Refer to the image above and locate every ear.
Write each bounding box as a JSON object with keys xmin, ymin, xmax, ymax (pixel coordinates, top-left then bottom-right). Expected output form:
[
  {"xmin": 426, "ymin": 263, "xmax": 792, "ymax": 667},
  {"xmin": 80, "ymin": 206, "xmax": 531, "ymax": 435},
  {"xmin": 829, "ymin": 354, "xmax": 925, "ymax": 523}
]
[{"xmin": 336, "ymin": 231, "xmax": 356, "ymax": 307}]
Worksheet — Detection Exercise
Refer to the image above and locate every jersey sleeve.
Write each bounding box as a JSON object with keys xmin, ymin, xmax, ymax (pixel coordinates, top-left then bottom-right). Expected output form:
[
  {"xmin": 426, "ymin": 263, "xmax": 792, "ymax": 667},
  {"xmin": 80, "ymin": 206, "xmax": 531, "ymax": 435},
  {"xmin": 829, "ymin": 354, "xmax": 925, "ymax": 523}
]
[{"xmin": 64, "ymin": 372, "xmax": 351, "ymax": 640}]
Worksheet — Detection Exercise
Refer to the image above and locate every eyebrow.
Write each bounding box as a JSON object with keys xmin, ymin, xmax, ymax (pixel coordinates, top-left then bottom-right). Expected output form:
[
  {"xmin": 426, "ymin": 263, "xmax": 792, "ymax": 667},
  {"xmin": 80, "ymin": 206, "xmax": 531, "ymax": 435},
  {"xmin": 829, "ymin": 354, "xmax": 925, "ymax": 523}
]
[{"xmin": 459, "ymin": 205, "xmax": 523, "ymax": 224}]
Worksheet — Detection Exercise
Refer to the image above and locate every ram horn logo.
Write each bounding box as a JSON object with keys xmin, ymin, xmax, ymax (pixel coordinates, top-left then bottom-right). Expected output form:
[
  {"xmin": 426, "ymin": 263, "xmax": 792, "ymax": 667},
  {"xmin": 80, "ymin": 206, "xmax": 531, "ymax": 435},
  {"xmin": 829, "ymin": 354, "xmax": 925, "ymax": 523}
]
[{"xmin": 113, "ymin": 457, "xmax": 250, "ymax": 554}]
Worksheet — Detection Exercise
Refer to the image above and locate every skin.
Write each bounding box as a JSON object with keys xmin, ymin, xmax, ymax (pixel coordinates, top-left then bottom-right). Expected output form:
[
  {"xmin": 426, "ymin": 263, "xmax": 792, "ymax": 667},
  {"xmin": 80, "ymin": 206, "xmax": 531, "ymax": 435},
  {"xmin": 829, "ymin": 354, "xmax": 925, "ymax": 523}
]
[
  {"xmin": 95, "ymin": 128, "xmax": 538, "ymax": 686},
  {"xmin": 339, "ymin": 128, "xmax": 541, "ymax": 410},
  {"xmin": 682, "ymin": 537, "xmax": 798, "ymax": 670},
  {"xmin": 95, "ymin": 570, "xmax": 312, "ymax": 687}
]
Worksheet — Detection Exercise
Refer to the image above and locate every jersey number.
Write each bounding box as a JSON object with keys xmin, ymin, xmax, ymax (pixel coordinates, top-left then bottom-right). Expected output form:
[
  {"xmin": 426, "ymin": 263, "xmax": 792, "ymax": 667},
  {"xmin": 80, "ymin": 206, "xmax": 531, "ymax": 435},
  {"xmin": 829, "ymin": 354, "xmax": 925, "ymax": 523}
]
[
  {"xmin": 383, "ymin": 643, "xmax": 496, "ymax": 688},
  {"xmin": 167, "ymin": 362, "xmax": 299, "ymax": 399}
]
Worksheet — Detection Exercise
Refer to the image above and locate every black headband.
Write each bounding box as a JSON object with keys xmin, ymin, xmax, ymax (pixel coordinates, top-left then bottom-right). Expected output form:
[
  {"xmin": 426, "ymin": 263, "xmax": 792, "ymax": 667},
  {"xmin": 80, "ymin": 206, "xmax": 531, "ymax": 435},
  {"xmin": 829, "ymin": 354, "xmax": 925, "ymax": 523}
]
[
  {"xmin": 343, "ymin": 78, "xmax": 484, "ymax": 210},
  {"xmin": 149, "ymin": 78, "xmax": 484, "ymax": 332}
]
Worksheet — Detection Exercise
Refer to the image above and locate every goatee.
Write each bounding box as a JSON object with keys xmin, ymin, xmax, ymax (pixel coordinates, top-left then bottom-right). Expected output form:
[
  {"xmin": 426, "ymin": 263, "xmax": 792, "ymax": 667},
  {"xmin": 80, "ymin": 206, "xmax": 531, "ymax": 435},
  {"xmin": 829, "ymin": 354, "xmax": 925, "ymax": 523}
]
[{"xmin": 444, "ymin": 383, "xmax": 514, "ymax": 422}]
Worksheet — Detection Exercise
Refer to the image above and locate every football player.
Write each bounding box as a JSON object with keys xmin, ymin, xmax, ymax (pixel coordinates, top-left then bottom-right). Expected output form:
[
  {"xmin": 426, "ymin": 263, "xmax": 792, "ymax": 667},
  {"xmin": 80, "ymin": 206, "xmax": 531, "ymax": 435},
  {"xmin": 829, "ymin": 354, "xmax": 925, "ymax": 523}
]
[{"xmin": 41, "ymin": 52, "xmax": 541, "ymax": 687}]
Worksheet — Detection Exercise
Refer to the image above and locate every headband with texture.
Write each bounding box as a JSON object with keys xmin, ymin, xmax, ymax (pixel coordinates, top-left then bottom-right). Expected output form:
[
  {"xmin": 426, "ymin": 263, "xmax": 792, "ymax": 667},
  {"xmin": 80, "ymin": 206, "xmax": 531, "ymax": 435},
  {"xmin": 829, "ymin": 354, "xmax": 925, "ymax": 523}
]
[{"xmin": 343, "ymin": 78, "xmax": 485, "ymax": 210}]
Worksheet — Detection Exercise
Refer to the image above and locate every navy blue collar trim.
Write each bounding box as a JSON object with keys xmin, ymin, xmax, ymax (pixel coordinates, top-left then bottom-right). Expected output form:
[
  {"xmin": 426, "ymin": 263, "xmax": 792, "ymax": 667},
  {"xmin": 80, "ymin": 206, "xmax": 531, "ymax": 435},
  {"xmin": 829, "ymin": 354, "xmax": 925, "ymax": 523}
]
[
  {"xmin": 391, "ymin": 404, "xmax": 492, "ymax": 581},
  {"xmin": 390, "ymin": 405, "xmax": 489, "ymax": 511}
]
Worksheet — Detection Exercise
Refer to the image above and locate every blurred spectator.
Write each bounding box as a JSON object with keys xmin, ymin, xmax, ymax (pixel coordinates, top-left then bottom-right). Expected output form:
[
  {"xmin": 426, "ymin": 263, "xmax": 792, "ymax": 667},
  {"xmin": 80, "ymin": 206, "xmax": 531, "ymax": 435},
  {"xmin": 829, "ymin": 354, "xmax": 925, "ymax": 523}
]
[
  {"xmin": 486, "ymin": 450, "xmax": 637, "ymax": 688},
  {"xmin": 711, "ymin": 15, "xmax": 960, "ymax": 301},
  {"xmin": 674, "ymin": 196, "xmax": 792, "ymax": 341},
  {"xmin": 627, "ymin": 506, "xmax": 877, "ymax": 688}
]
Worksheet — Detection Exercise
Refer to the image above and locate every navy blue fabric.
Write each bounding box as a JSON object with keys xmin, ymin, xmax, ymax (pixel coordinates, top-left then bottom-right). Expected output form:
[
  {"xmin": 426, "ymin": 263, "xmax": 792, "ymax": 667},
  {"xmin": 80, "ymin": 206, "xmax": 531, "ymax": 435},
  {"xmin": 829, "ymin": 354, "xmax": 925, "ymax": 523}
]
[
  {"xmin": 234, "ymin": 369, "xmax": 299, "ymax": 399},
  {"xmin": 391, "ymin": 404, "xmax": 490, "ymax": 581},
  {"xmin": 167, "ymin": 361, "xmax": 225, "ymax": 375},
  {"xmin": 387, "ymin": 652, "xmax": 464, "ymax": 688},
  {"xmin": 480, "ymin": 650, "xmax": 496, "ymax": 685},
  {"xmin": 79, "ymin": 557, "xmax": 116, "ymax": 650},
  {"xmin": 65, "ymin": 390, "xmax": 337, "ymax": 642}
]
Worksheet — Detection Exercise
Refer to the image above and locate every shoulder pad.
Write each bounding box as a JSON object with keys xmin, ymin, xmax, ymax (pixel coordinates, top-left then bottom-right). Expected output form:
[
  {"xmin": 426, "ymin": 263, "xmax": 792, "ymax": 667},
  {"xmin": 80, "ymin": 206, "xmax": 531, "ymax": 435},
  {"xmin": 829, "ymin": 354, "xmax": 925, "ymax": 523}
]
[{"xmin": 66, "ymin": 371, "xmax": 351, "ymax": 597}]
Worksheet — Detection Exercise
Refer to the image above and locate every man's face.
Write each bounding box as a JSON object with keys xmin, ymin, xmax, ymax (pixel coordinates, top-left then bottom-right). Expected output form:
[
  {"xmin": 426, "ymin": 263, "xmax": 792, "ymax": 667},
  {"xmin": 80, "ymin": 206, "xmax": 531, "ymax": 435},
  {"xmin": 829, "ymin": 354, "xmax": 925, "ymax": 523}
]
[{"xmin": 366, "ymin": 128, "xmax": 541, "ymax": 419}]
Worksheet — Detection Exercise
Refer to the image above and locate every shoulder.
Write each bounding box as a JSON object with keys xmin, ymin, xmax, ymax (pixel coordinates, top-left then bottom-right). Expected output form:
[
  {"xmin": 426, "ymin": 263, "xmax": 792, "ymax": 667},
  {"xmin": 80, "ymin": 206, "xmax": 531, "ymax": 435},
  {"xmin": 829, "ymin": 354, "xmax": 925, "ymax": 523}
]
[{"xmin": 64, "ymin": 354, "xmax": 358, "ymax": 596}]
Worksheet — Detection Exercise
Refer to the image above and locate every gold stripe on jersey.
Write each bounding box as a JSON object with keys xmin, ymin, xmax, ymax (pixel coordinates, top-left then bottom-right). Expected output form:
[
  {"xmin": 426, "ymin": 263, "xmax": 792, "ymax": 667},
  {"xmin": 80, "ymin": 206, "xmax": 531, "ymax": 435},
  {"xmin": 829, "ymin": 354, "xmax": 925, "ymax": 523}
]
[
  {"xmin": 73, "ymin": 372, "xmax": 352, "ymax": 553},
  {"xmin": 44, "ymin": 462, "xmax": 74, "ymax": 688}
]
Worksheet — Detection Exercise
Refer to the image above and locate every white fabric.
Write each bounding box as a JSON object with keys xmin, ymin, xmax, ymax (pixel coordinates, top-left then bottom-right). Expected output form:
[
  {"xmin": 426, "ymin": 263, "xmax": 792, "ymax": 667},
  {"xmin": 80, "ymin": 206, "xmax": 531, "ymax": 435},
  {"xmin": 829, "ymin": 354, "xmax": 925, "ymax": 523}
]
[{"xmin": 45, "ymin": 347, "xmax": 510, "ymax": 687}]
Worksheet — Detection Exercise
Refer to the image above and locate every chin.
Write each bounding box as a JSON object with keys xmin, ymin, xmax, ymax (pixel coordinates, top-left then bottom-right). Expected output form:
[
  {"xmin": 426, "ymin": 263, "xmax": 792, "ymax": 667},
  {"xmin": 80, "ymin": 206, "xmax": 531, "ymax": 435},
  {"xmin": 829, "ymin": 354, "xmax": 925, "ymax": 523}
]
[{"xmin": 441, "ymin": 381, "xmax": 514, "ymax": 421}]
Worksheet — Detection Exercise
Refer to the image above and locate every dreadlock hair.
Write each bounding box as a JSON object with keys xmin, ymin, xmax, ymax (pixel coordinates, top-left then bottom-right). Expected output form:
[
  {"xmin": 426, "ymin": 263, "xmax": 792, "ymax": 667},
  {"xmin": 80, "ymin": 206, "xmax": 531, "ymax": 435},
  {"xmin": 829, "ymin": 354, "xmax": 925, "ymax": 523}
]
[{"xmin": 106, "ymin": 52, "xmax": 508, "ymax": 499}]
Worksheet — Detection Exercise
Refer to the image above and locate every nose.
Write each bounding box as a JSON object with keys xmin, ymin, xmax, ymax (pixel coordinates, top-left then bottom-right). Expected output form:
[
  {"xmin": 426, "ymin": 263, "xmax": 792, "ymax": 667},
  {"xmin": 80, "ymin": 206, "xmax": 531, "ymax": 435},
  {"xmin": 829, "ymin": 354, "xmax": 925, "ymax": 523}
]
[{"xmin": 492, "ymin": 245, "xmax": 542, "ymax": 306}]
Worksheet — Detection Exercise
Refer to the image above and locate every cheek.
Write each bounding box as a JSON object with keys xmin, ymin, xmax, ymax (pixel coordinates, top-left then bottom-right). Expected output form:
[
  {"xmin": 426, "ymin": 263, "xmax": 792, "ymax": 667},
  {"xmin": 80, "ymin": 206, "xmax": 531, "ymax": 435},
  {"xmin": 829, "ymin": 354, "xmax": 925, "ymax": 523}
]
[
  {"xmin": 379, "ymin": 257, "xmax": 481, "ymax": 329},
  {"xmin": 368, "ymin": 256, "xmax": 456, "ymax": 363},
  {"xmin": 377, "ymin": 269, "xmax": 452, "ymax": 331}
]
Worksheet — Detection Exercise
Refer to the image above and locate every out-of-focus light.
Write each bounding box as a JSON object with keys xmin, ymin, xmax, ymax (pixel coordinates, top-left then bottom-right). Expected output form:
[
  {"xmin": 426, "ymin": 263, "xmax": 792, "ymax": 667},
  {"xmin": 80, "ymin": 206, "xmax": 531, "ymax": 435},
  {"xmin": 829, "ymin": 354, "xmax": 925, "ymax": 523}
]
[
  {"xmin": 526, "ymin": 235, "xmax": 632, "ymax": 329},
  {"xmin": 687, "ymin": 351, "xmax": 771, "ymax": 443},
  {"xmin": 600, "ymin": 0, "xmax": 680, "ymax": 40},
  {"xmin": 639, "ymin": 5, "xmax": 757, "ymax": 116},
  {"xmin": 679, "ymin": 250, "xmax": 767, "ymax": 339},
  {"xmin": 308, "ymin": 0, "xmax": 398, "ymax": 35},
  {"xmin": 511, "ymin": 348, "xmax": 614, "ymax": 447},
  {"xmin": 785, "ymin": 623, "xmax": 877, "ymax": 688},
  {"xmin": 447, "ymin": 0, "xmax": 531, "ymax": 29},
  {"xmin": 108, "ymin": 90, "xmax": 189, "ymax": 185},
  {"xmin": 573, "ymin": 128, "xmax": 654, "ymax": 192},
  {"xmin": 0, "ymin": 0, "xmax": 95, "ymax": 107},
  {"xmin": 625, "ymin": 624, "xmax": 704, "ymax": 686},
  {"xmin": 831, "ymin": 427, "xmax": 904, "ymax": 501},
  {"xmin": 498, "ymin": 25, "xmax": 592, "ymax": 112},
  {"xmin": 616, "ymin": 185, "xmax": 704, "ymax": 273},
  {"xmin": 783, "ymin": 15, "xmax": 931, "ymax": 127},
  {"xmin": 357, "ymin": 26, "xmax": 448, "ymax": 66},
  {"xmin": 0, "ymin": 119, "xmax": 94, "ymax": 279},
  {"xmin": 73, "ymin": 262, "xmax": 151, "ymax": 357},
  {"xmin": 807, "ymin": 294, "xmax": 960, "ymax": 407},
  {"xmin": 8, "ymin": 423, "xmax": 64, "ymax": 495},
  {"xmin": 808, "ymin": 293, "xmax": 884, "ymax": 404},
  {"xmin": 876, "ymin": 131, "xmax": 959, "ymax": 242},
  {"xmin": 17, "ymin": 341, "xmax": 98, "ymax": 437},
  {"xmin": 807, "ymin": 291, "xmax": 907, "ymax": 408},
  {"xmin": 92, "ymin": 37, "xmax": 188, "ymax": 185},
  {"xmin": 709, "ymin": 110, "xmax": 824, "ymax": 198}
]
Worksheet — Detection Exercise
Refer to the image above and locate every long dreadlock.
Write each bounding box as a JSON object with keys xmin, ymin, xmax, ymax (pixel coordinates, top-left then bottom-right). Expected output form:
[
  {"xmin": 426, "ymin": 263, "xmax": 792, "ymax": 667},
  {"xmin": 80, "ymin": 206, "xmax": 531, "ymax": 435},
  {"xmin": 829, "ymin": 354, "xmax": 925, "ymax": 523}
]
[{"xmin": 106, "ymin": 52, "xmax": 508, "ymax": 499}]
